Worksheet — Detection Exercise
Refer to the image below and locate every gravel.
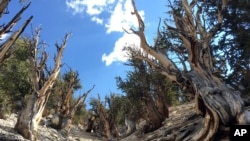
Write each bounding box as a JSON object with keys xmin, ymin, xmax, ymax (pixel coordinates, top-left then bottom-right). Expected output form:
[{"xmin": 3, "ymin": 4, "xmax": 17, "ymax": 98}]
[{"xmin": 0, "ymin": 114, "xmax": 102, "ymax": 141}]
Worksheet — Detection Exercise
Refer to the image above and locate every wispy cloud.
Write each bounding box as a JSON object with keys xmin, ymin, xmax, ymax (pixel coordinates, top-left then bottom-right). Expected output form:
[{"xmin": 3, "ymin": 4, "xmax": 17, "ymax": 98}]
[
  {"xmin": 66, "ymin": 0, "xmax": 145, "ymax": 66},
  {"xmin": 91, "ymin": 16, "xmax": 103, "ymax": 25},
  {"xmin": 66, "ymin": 0, "xmax": 115, "ymax": 15}
]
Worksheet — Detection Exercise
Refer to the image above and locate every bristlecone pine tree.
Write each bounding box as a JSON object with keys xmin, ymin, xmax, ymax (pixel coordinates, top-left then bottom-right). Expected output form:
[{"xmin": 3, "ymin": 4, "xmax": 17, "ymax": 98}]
[
  {"xmin": 0, "ymin": 1, "xmax": 32, "ymax": 118},
  {"xmin": 14, "ymin": 29, "xmax": 70, "ymax": 140},
  {"xmin": 53, "ymin": 70, "xmax": 94, "ymax": 134},
  {"xmin": 128, "ymin": 0, "xmax": 250, "ymax": 140}
]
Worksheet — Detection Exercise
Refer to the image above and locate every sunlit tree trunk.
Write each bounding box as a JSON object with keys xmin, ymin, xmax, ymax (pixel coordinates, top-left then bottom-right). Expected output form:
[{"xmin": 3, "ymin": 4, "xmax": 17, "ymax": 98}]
[{"xmin": 14, "ymin": 30, "xmax": 70, "ymax": 140}]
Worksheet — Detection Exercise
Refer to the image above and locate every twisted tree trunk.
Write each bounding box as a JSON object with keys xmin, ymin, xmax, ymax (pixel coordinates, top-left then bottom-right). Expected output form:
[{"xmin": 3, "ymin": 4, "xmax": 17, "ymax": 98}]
[
  {"xmin": 128, "ymin": 0, "xmax": 250, "ymax": 140},
  {"xmin": 140, "ymin": 95, "xmax": 167, "ymax": 133},
  {"xmin": 15, "ymin": 32, "xmax": 70, "ymax": 140}
]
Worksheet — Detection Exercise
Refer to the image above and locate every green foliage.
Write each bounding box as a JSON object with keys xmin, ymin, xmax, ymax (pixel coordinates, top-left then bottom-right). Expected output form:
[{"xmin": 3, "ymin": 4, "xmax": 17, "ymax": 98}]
[
  {"xmin": 158, "ymin": 0, "xmax": 250, "ymax": 94},
  {"xmin": 193, "ymin": 0, "xmax": 250, "ymax": 89},
  {"xmin": 0, "ymin": 39, "xmax": 32, "ymax": 115},
  {"xmin": 105, "ymin": 94, "xmax": 131, "ymax": 125},
  {"xmin": 46, "ymin": 70, "xmax": 83, "ymax": 116},
  {"xmin": 116, "ymin": 55, "xmax": 180, "ymax": 121},
  {"xmin": 62, "ymin": 70, "xmax": 82, "ymax": 90},
  {"xmin": 88, "ymin": 94, "xmax": 131, "ymax": 128},
  {"xmin": 89, "ymin": 97, "xmax": 99, "ymax": 113},
  {"xmin": 72, "ymin": 103, "xmax": 88, "ymax": 125}
]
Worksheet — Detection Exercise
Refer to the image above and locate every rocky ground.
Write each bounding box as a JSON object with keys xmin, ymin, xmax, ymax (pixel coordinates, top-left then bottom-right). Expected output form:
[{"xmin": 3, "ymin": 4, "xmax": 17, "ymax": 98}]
[
  {"xmin": 0, "ymin": 102, "xmax": 206, "ymax": 141},
  {"xmin": 121, "ymin": 102, "xmax": 197, "ymax": 141},
  {"xmin": 0, "ymin": 114, "xmax": 104, "ymax": 141}
]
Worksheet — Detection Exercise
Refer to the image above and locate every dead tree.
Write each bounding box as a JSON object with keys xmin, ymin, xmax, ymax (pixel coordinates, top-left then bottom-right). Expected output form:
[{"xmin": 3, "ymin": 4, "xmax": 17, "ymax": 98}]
[
  {"xmin": 53, "ymin": 81, "xmax": 94, "ymax": 134},
  {"xmin": 129, "ymin": 0, "xmax": 249, "ymax": 140},
  {"xmin": 0, "ymin": 1, "xmax": 32, "ymax": 63},
  {"xmin": 14, "ymin": 29, "xmax": 70, "ymax": 141}
]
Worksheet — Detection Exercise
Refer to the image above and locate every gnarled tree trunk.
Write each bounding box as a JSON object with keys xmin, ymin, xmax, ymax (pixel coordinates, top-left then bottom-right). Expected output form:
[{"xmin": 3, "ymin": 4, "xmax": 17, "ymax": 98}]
[
  {"xmin": 129, "ymin": 0, "xmax": 250, "ymax": 140},
  {"xmin": 140, "ymin": 95, "xmax": 167, "ymax": 133},
  {"xmin": 138, "ymin": 63, "xmax": 169, "ymax": 133},
  {"xmin": 54, "ymin": 85, "xmax": 94, "ymax": 134},
  {"xmin": 14, "ymin": 31, "xmax": 70, "ymax": 140}
]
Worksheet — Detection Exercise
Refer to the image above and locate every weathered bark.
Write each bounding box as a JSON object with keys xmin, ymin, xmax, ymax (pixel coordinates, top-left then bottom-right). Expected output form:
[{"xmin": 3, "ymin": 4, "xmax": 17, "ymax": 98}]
[
  {"xmin": 54, "ymin": 85, "xmax": 94, "ymax": 134},
  {"xmin": 95, "ymin": 96, "xmax": 119, "ymax": 140},
  {"xmin": 129, "ymin": 0, "xmax": 249, "ymax": 140},
  {"xmin": 137, "ymin": 62, "xmax": 169, "ymax": 133},
  {"xmin": 140, "ymin": 95, "xmax": 167, "ymax": 133},
  {"xmin": 155, "ymin": 92, "xmax": 169, "ymax": 118},
  {"xmin": 0, "ymin": 0, "xmax": 9, "ymax": 18},
  {"xmin": 124, "ymin": 116, "xmax": 136, "ymax": 137},
  {"xmin": 14, "ymin": 31, "xmax": 70, "ymax": 140},
  {"xmin": 0, "ymin": 2, "xmax": 32, "ymax": 63},
  {"xmin": 96, "ymin": 98, "xmax": 112, "ymax": 140}
]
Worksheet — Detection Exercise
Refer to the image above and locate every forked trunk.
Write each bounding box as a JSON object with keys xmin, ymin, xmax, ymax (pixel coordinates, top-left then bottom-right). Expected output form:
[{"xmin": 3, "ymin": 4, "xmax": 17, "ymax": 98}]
[
  {"xmin": 53, "ymin": 86, "xmax": 94, "ymax": 133},
  {"xmin": 15, "ymin": 92, "xmax": 49, "ymax": 140},
  {"xmin": 14, "ymin": 33, "xmax": 69, "ymax": 140}
]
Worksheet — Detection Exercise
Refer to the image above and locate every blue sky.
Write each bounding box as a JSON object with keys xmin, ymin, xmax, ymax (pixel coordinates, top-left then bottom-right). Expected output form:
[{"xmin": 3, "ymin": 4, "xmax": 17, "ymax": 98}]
[{"xmin": 7, "ymin": 0, "xmax": 167, "ymax": 103}]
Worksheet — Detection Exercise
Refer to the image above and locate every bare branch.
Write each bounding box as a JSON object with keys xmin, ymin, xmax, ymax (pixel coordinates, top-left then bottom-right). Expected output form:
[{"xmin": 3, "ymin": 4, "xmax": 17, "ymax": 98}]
[
  {"xmin": 74, "ymin": 85, "xmax": 95, "ymax": 108},
  {"xmin": 130, "ymin": 0, "xmax": 179, "ymax": 82},
  {"xmin": 0, "ymin": 16, "xmax": 32, "ymax": 63},
  {"xmin": 40, "ymin": 33, "xmax": 70, "ymax": 96},
  {"xmin": 0, "ymin": 2, "xmax": 31, "ymax": 35},
  {"xmin": 0, "ymin": 0, "xmax": 10, "ymax": 18}
]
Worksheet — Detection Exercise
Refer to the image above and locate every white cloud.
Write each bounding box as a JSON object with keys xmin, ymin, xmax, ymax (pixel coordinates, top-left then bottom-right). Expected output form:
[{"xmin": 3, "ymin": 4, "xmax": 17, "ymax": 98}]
[
  {"xmin": 0, "ymin": 33, "xmax": 9, "ymax": 40},
  {"xmin": 91, "ymin": 16, "xmax": 103, "ymax": 25},
  {"xmin": 66, "ymin": 0, "xmax": 145, "ymax": 66},
  {"xmin": 66, "ymin": 0, "xmax": 115, "ymax": 15},
  {"xmin": 0, "ymin": 33, "xmax": 10, "ymax": 44},
  {"xmin": 102, "ymin": 33, "xmax": 140, "ymax": 66},
  {"xmin": 105, "ymin": 0, "xmax": 144, "ymax": 33}
]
